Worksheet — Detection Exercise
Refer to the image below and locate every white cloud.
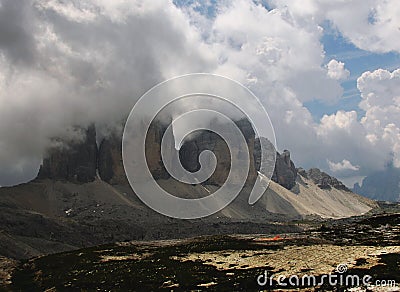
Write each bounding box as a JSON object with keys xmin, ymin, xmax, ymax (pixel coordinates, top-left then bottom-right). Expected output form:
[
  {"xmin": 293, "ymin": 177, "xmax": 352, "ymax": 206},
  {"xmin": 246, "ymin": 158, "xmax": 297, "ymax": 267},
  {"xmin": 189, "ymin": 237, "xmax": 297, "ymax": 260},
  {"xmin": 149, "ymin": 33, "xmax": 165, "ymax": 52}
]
[
  {"xmin": 313, "ymin": 109, "xmax": 384, "ymax": 176},
  {"xmin": 326, "ymin": 59, "xmax": 350, "ymax": 80},
  {"xmin": 357, "ymin": 69, "xmax": 400, "ymax": 167},
  {"xmin": 303, "ymin": 67, "xmax": 400, "ymax": 178},
  {"xmin": 328, "ymin": 159, "xmax": 360, "ymax": 172},
  {"xmin": 35, "ymin": 0, "xmax": 97, "ymax": 23},
  {"xmin": 268, "ymin": 0, "xmax": 400, "ymax": 54},
  {"xmin": 318, "ymin": 110, "xmax": 359, "ymax": 135},
  {"xmin": 0, "ymin": 0, "xmax": 215, "ymax": 185},
  {"xmin": 205, "ymin": 0, "xmax": 344, "ymax": 103}
]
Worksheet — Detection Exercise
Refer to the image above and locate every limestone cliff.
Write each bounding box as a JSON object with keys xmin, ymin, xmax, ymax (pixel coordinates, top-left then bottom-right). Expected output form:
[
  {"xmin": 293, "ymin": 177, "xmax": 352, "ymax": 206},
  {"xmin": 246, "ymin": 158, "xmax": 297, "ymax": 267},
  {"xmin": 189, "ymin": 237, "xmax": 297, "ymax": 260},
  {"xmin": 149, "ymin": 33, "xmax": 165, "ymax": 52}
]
[
  {"xmin": 254, "ymin": 138, "xmax": 297, "ymax": 190},
  {"xmin": 179, "ymin": 118, "xmax": 257, "ymax": 186},
  {"xmin": 37, "ymin": 119, "xmax": 299, "ymax": 191},
  {"xmin": 98, "ymin": 132, "xmax": 128, "ymax": 185},
  {"xmin": 37, "ymin": 125, "xmax": 97, "ymax": 183},
  {"xmin": 301, "ymin": 168, "xmax": 350, "ymax": 192}
]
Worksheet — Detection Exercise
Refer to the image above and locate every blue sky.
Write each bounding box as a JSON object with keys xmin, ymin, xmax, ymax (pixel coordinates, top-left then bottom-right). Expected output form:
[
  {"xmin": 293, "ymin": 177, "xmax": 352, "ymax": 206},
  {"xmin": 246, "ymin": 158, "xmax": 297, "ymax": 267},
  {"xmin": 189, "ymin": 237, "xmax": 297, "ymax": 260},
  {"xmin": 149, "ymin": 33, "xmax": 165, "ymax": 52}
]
[{"xmin": 306, "ymin": 23, "xmax": 400, "ymax": 121}]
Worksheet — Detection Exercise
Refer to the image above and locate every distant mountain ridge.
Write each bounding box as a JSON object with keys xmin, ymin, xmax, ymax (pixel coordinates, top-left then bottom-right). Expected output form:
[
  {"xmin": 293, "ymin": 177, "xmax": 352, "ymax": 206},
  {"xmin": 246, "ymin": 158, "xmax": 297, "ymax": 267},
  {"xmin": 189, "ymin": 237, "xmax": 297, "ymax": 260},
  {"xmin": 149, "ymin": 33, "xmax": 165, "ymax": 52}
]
[{"xmin": 353, "ymin": 165, "xmax": 400, "ymax": 202}]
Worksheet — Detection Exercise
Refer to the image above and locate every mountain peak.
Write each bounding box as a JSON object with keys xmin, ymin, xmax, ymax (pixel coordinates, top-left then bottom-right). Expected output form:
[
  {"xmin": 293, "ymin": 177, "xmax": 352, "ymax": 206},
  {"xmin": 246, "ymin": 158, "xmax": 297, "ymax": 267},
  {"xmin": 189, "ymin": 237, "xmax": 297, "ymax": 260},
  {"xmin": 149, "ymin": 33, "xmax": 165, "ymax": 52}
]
[
  {"xmin": 299, "ymin": 168, "xmax": 350, "ymax": 192},
  {"xmin": 37, "ymin": 125, "xmax": 97, "ymax": 183}
]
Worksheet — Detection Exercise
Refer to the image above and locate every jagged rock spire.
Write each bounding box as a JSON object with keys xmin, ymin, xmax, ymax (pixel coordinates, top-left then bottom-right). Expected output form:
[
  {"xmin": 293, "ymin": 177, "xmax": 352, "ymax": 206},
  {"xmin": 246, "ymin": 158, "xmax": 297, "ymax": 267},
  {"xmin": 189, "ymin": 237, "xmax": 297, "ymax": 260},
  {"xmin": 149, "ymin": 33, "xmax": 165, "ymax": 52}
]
[{"xmin": 37, "ymin": 125, "xmax": 97, "ymax": 183}]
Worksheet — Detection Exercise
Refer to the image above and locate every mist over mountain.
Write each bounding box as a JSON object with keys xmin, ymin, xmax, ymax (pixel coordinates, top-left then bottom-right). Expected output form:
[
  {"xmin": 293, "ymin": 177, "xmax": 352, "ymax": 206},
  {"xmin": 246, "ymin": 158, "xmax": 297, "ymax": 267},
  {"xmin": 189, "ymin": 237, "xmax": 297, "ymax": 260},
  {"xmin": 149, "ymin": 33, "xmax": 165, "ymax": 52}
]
[{"xmin": 0, "ymin": 0, "xmax": 399, "ymax": 192}]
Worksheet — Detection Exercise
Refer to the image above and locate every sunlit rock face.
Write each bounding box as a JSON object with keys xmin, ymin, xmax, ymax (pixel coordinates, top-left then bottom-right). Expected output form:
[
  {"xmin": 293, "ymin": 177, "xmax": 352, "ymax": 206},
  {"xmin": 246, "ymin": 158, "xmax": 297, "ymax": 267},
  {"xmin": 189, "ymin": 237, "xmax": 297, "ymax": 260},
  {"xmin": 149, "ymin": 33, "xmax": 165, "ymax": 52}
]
[{"xmin": 305, "ymin": 168, "xmax": 350, "ymax": 192}]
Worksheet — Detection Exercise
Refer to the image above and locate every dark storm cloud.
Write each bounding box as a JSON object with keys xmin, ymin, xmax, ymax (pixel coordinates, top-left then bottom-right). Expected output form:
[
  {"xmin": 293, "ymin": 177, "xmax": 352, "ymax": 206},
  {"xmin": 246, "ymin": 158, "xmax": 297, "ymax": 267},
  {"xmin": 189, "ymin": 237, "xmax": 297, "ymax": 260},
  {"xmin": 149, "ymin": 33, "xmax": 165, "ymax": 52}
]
[
  {"xmin": 0, "ymin": 0, "xmax": 215, "ymax": 186},
  {"xmin": 0, "ymin": 0, "xmax": 37, "ymax": 64}
]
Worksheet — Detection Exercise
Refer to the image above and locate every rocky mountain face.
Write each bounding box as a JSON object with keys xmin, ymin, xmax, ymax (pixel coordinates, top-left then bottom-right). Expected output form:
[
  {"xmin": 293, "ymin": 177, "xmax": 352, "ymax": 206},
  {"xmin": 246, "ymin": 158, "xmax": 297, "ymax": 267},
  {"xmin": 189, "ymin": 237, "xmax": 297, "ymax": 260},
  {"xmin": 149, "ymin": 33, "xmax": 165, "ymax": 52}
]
[
  {"xmin": 37, "ymin": 125, "xmax": 97, "ymax": 183},
  {"xmin": 353, "ymin": 165, "xmax": 400, "ymax": 202},
  {"xmin": 298, "ymin": 168, "xmax": 350, "ymax": 191},
  {"xmin": 145, "ymin": 119, "xmax": 175, "ymax": 181},
  {"xmin": 254, "ymin": 138, "xmax": 297, "ymax": 190},
  {"xmin": 37, "ymin": 119, "xmax": 296, "ymax": 191},
  {"xmin": 38, "ymin": 120, "xmax": 368, "ymax": 212},
  {"xmin": 271, "ymin": 150, "xmax": 297, "ymax": 190},
  {"xmin": 179, "ymin": 119, "xmax": 257, "ymax": 186},
  {"xmin": 98, "ymin": 133, "xmax": 128, "ymax": 185}
]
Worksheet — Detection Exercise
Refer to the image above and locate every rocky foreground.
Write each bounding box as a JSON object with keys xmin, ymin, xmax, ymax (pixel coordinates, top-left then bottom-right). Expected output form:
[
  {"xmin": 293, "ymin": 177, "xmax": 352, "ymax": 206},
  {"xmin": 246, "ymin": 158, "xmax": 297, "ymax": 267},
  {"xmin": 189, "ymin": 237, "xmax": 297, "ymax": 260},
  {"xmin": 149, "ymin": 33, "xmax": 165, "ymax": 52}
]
[{"xmin": 1, "ymin": 213, "xmax": 398, "ymax": 291}]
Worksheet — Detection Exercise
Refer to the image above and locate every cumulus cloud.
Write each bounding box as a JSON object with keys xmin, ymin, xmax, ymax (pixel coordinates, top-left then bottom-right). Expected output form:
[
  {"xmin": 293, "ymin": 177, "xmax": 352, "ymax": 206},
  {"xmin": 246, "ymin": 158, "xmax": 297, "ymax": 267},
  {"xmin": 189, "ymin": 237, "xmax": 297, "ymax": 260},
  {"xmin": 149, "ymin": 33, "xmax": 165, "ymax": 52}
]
[
  {"xmin": 310, "ymin": 67, "xmax": 400, "ymax": 183},
  {"xmin": 357, "ymin": 69, "xmax": 400, "ymax": 167},
  {"xmin": 204, "ymin": 0, "xmax": 344, "ymax": 103},
  {"xmin": 326, "ymin": 59, "xmax": 350, "ymax": 80},
  {"xmin": 268, "ymin": 0, "xmax": 400, "ymax": 54},
  {"xmin": 314, "ymin": 109, "xmax": 386, "ymax": 178},
  {"xmin": 318, "ymin": 110, "xmax": 359, "ymax": 135},
  {"xmin": 328, "ymin": 159, "xmax": 360, "ymax": 172}
]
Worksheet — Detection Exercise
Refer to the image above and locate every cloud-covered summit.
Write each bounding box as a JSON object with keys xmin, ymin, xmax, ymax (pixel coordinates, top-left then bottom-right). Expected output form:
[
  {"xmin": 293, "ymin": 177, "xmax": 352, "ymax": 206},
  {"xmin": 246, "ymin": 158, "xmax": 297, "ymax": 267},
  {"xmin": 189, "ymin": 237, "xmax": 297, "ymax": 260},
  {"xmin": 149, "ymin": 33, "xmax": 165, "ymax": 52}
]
[{"xmin": 0, "ymin": 0, "xmax": 399, "ymax": 187}]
